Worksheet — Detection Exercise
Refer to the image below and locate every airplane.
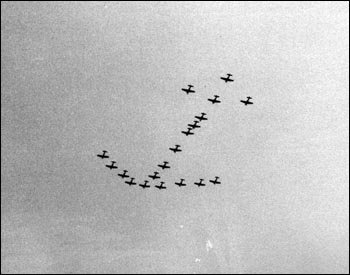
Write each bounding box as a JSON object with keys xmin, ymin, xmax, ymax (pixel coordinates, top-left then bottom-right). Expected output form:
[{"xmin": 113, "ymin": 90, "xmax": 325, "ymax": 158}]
[
  {"xmin": 148, "ymin": 171, "xmax": 160, "ymax": 180},
  {"xmin": 125, "ymin": 178, "xmax": 137, "ymax": 186},
  {"xmin": 169, "ymin": 145, "xmax": 182, "ymax": 153},
  {"xmin": 220, "ymin": 73, "xmax": 234, "ymax": 83},
  {"xmin": 194, "ymin": 179, "xmax": 205, "ymax": 187},
  {"xmin": 188, "ymin": 120, "xmax": 201, "ymax": 129},
  {"xmin": 155, "ymin": 181, "xmax": 167, "ymax": 190},
  {"xmin": 105, "ymin": 161, "xmax": 118, "ymax": 170},
  {"xmin": 175, "ymin": 179, "xmax": 186, "ymax": 187},
  {"xmin": 208, "ymin": 95, "xmax": 221, "ymax": 104},
  {"xmin": 97, "ymin": 150, "xmax": 109, "ymax": 159},
  {"xmin": 118, "ymin": 170, "xmax": 129, "ymax": 179},
  {"xmin": 182, "ymin": 85, "xmax": 195, "ymax": 94},
  {"xmin": 194, "ymin": 113, "xmax": 208, "ymax": 121},
  {"xmin": 181, "ymin": 128, "xmax": 194, "ymax": 136},
  {"xmin": 209, "ymin": 176, "xmax": 221, "ymax": 185},
  {"xmin": 139, "ymin": 180, "xmax": 151, "ymax": 189},
  {"xmin": 158, "ymin": 161, "xmax": 170, "ymax": 170},
  {"xmin": 240, "ymin": 96, "xmax": 253, "ymax": 105}
]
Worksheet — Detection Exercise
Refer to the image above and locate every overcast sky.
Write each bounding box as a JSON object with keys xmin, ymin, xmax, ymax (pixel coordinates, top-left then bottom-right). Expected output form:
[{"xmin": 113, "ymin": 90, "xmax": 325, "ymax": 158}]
[{"xmin": 1, "ymin": 1, "xmax": 349, "ymax": 274}]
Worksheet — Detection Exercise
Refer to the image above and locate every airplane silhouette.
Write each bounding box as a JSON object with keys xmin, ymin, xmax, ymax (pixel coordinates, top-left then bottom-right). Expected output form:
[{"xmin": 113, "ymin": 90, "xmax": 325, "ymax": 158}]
[
  {"xmin": 139, "ymin": 180, "xmax": 151, "ymax": 189},
  {"xmin": 194, "ymin": 179, "xmax": 205, "ymax": 187},
  {"xmin": 208, "ymin": 95, "xmax": 221, "ymax": 104},
  {"xmin": 148, "ymin": 171, "xmax": 160, "ymax": 180},
  {"xmin": 188, "ymin": 120, "xmax": 201, "ymax": 129},
  {"xmin": 118, "ymin": 170, "xmax": 129, "ymax": 179},
  {"xmin": 155, "ymin": 181, "xmax": 167, "ymax": 190},
  {"xmin": 125, "ymin": 177, "xmax": 137, "ymax": 186},
  {"xmin": 169, "ymin": 145, "xmax": 182, "ymax": 153},
  {"xmin": 105, "ymin": 161, "xmax": 117, "ymax": 170},
  {"xmin": 182, "ymin": 85, "xmax": 195, "ymax": 94},
  {"xmin": 220, "ymin": 73, "xmax": 234, "ymax": 83},
  {"xmin": 195, "ymin": 113, "xmax": 208, "ymax": 121},
  {"xmin": 209, "ymin": 176, "xmax": 221, "ymax": 185},
  {"xmin": 181, "ymin": 128, "xmax": 194, "ymax": 136},
  {"xmin": 97, "ymin": 150, "xmax": 109, "ymax": 159},
  {"xmin": 240, "ymin": 96, "xmax": 253, "ymax": 105},
  {"xmin": 175, "ymin": 179, "xmax": 186, "ymax": 187},
  {"xmin": 158, "ymin": 161, "xmax": 170, "ymax": 170}
]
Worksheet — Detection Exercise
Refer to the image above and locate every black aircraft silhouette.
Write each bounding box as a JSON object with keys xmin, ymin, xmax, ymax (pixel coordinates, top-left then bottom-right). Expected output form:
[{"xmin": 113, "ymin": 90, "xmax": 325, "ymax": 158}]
[
  {"xmin": 195, "ymin": 113, "xmax": 208, "ymax": 121},
  {"xmin": 181, "ymin": 128, "xmax": 194, "ymax": 136},
  {"xmin": 97, "ymin": 150, "xmax": 109, "ymax": 159},
  {"xmin": 105, "ymin": 161, "xmax": 117, "ymax": 170},
  {"xmin": 220, "ymin": 73, "xmax": 234, "ymax": 83},
  {"xmin": 182, "ymin": 85, "xmax": 195, "ymax": 94},
  {"xmin": 139, "ymin": 180, "xmax": 151, "ymax": 189},
  {"xmin": 240, "ymin": 96, "xmax": 253, "ymax": 105},
  {"xmin": 125, "ymin": 178, "xmax": 137, "ymax": 186},
  {"xmin": 155, "ymin": 181, "xmax": 167, "ymax": 190},
  {"xmin": 148, "ymin": 171, "xmax": 160, "ymax": 180},
  {"xmin": 169, "ymin": 145, "xmax": 182, "ymax": 153},
  {"xmin": 208, "ymin": 95, "xmax": 221, "ymax": 104},
  {"xmin": 194, "ymin": 179, "xmax": 205, "ymax": 187},
  {"xmin": 209, "ymin": 176, "xmax": 221, "ymax": 185},
  {"xmin": 175, "ymin": 179, "xmax": 186, "ymax": 187},
  {"xmin": 158, "ymin": 161, "xmax": 170, "ymax": 170},
  {"xmin": 118, "ymin": 170, "xmax": 129, "ymax": 179},
  {"xmin": 188, "ymin": 120, "xmax": 201, "ymax": 129}
]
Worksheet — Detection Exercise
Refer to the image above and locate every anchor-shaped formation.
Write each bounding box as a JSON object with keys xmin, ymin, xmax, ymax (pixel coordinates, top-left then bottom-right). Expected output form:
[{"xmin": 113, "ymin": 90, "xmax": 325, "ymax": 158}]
[{"xmin": 97, "ymin": 73, "xmax": 253, "ymax": 190}]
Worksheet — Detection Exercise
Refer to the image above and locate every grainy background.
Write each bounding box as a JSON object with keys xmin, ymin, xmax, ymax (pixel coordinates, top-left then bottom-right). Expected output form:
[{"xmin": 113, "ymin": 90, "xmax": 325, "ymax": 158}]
[{"xmin": 1, "ymin": 1, "xmax": 349, "ymax": 274}]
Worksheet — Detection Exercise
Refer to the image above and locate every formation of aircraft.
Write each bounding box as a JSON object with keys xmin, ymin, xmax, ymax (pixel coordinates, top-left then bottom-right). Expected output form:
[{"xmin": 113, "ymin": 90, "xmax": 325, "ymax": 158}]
[
  {"xmin": 188, "ymin": 120, "xmax": 201, "ymax": 129},
  {"xmin": 240, "ymin": 96, "xmax": 253, "ymax": 105},
  {"xmin": 125, "ymin": 178, "xmax": 137, "ymax": 186},
  {"xmin": 158, "ymin": 161, "xmax": 170, "ymax": 170},
  {"xmin": 209, "ymin": 176, "xmax": 221, "ymax": 185},
  {"xmin": 139, "ymin": 180, "xmax": 151, "ymax": 189},
  {"xmin": 105, "ymin": 161, "xmax": 118, "ymax": 170},
  {"xmin": 155, "ymin": 181, "xmax": 167, "ymax": 190},
  {"xmin": 175, "ymin": 179, "xmax": 186, "ymax": 187},
  {"xmin": 220, "ymin": 73, "xmax": 234, "ymax": 83},
  {"xmin": 148, "ymin": 171, "xmax": 161, "ymax": 180},
  {"xmin": 195, "ymin": 112, "xmax": 208, "ymax": 121},
  {"xmin": 169, "ymin": 145, "xmax": 182, "ymax": 153},
  {"xmin": 181, "ymin": 128, "xmax": 194, "ymax": 136},
  {"xmin": 118, "ymin": 170, "xmax": 129, "ymax": 179},
  {"xmin": 182, "ymin": 85, "xmax": 195, "ymax": 94},
  {"xmin": 97, "ymin": 150, "xmax": 109, "ymax": 159},
  {"xmin": 194, "ymin": 179, "xmax": 205, "ymax": 187},
  {"xmin": 208, "ymin": 95, "xmax": 221, "ymax": 104},
  {"xmin": 97, "ymin": 74, "xmax": 253, "ymax": 190}
]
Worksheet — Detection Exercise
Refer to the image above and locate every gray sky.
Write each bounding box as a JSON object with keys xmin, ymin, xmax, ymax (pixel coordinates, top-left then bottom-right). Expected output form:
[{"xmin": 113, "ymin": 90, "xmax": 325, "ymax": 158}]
[{"xmin": 1, "ymin": 1, "xmax": 349, "ymax": 274}]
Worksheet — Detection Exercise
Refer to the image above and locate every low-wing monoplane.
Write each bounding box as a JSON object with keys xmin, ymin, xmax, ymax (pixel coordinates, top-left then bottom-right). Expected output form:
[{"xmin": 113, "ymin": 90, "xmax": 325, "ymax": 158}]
[
  {"xmin": 148, "ymin": 171, "xmax": 160, "ymax": 180},
  {"xmin": 155, "ymin": 181, "xmax": 166, "ymax": 190},
  {"xmin": 118, "ymin": 170, "xmax": 129, "ymax": 179},
  {"xmin": 169, "ymin": 145, "xmax": 182, "ymax": 153},
  {"xmin": 139, "ymin": 180, "xmax": 151, "ymax": 189},
  {"xmin": 208, "ymin": 95, "xmax": 221, "ymax": 104},
  {"xmin": 105, "ymin": 161, "xmax": 117, "ymax": 170},
  {"xmin": 181, "ymin": 128, "xmax": 194, "ymax": 136},
  {"xmin": 240, "ymin": 96, "xmax": 253, "ymax": 105},
  {"xmin": 188, "ymin": 120, "xmax": 201, "ymax": 129},
  {"xmin": 125, "ymin": 178, "xmax": 137, "ymax": 186},
  {"xmin": 220, "ymin": 73, "xmax": 234, "ymax": 83},
  {"xmin": 175, "ymin": 179, "xmax": 186, "ymax": 187},
  {"xmin": 182, "ymin": 85, "xmax": 195, "ymax": 94},
  {"xmin": 209, "ymin": 176, "xmax": 221, "ymax": 185},
  {"xmin": 158, "ymin": 161, "xmax": 170, "ymax": 170},
  {"xmin": 97, "ymin": 150, "xmax": 109, "ymax": 159},
  {"xmin": 194, "ymin": 113, "xmax": 208, "ymax": 121},
  {"xmin": 194, "ymin": 179, "xmax": 205, "ymax": 187}
]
